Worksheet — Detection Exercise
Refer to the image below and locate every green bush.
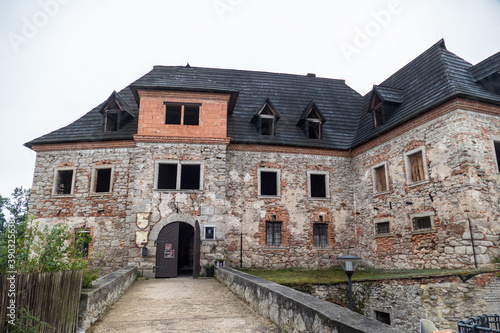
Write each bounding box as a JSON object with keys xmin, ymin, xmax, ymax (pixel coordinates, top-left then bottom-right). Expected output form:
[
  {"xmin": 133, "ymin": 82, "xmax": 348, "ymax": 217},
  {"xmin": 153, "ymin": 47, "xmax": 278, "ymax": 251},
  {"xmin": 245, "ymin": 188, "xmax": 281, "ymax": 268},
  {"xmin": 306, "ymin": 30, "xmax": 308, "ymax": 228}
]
[{"xmin": 0, "ymin": 216, "xmax": 100, "ymax": 287}]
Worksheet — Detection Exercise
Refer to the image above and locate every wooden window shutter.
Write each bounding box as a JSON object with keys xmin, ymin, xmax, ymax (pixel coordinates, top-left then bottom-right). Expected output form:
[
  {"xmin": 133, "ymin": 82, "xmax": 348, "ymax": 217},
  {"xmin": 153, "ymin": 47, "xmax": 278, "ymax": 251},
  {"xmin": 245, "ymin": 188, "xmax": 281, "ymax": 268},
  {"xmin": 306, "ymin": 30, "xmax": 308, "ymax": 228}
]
[
  {"xmin": 375, "ymin": 166, "xmax": 387, "ymax": 192},
  {"xmin": 409, "ymin": 152, "xmax": 425, "ymax": 182}
]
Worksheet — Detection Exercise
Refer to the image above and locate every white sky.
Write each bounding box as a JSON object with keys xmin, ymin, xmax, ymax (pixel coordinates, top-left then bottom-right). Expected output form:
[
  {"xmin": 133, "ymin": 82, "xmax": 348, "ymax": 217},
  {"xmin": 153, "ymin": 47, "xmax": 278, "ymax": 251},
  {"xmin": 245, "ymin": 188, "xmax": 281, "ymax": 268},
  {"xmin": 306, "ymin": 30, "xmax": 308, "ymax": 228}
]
[{"xmin": 1, "ymin": 0, "xmax": 500, "ymax": 199}]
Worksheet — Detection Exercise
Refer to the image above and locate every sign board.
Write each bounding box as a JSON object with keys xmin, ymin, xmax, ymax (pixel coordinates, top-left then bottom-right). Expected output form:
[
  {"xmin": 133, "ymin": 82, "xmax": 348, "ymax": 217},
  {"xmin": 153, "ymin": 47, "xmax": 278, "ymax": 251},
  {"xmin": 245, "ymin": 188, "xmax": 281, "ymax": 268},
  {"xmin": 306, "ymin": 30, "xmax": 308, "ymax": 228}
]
[
  {"xmin": 164, "ymin": 243, "xmax": 175, "ymax": 259},
  {"xmin": 136, "ymin": 213, "xmax": 150, "ymax": 229}
]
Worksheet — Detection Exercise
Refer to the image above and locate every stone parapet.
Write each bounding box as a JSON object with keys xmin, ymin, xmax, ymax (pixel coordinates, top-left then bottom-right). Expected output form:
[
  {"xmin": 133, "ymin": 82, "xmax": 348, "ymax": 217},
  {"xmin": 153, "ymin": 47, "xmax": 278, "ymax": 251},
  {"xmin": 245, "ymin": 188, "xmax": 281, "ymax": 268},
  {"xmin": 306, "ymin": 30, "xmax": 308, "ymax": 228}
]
[
  {"xmin": 78, "ymin": 265, "xmax": 137, "ymax": 332},
  {"xmin": 216, "ymin": 267, "xmax": 399, "ymax": 333}
]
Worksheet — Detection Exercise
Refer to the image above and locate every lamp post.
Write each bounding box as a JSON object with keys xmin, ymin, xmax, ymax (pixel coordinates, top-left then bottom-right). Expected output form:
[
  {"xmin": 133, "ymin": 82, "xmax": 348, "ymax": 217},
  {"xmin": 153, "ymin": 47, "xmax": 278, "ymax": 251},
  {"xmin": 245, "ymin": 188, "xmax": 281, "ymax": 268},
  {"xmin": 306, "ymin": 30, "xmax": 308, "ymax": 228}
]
[{"xmin": 337, "ymin": 254, "xmax": 361, "ymax": 311}]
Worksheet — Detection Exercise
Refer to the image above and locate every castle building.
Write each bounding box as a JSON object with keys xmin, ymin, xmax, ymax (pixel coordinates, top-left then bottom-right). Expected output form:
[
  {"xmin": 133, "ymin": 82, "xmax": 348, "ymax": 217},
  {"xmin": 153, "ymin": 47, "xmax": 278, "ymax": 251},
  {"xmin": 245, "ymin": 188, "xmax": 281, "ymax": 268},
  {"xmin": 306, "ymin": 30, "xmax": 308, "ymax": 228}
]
[{"xmin": 25, "ymin": 40, "xmax": 500, "ymax": 277}]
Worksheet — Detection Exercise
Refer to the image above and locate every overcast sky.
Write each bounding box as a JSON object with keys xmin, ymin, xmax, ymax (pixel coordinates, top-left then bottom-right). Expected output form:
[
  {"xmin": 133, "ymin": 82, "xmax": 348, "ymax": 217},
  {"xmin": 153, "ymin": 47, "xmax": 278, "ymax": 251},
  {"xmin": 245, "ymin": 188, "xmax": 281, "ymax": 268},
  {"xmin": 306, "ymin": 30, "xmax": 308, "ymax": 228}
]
[{"xmin": 1, "ymin": 0, "xmax": 500, "ymax": 200}]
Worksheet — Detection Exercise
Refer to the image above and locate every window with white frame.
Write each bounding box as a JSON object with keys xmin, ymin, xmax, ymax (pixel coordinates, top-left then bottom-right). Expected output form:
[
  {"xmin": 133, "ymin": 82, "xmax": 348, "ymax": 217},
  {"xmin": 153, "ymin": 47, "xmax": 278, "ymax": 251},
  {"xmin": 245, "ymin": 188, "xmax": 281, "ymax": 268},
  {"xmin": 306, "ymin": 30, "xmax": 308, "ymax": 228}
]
[
  {"xmin": 155, "ymin": 161, "xmax": 203, "ymax": 191},
  {"xmin": 258, "ymin": 168, "xmax": 280, "ymax": 197},
  {"xmin": 372, "ymin": 162, "xmax": 389, "ymax": 194},
  {"xmin": 53, "ymin": 168, "xmax": 76, "ymax": 195},
  {"xmin": 404, "ymin": 147, "xmax": 429, "ymax": 185},
  {"xmin": 204, "ymin": 226, "xmax": 215, "ymax": 240},
  {"xmin": 307, "ymin": 171, "xmax": 329, "ymax": 199},
  {"xmin": 92, "ymin": 167, "xmax": 113, "ymax": 193},
  {"xmin": 410, "ymin": 212, "xmax": 435, "ymax": 233}
]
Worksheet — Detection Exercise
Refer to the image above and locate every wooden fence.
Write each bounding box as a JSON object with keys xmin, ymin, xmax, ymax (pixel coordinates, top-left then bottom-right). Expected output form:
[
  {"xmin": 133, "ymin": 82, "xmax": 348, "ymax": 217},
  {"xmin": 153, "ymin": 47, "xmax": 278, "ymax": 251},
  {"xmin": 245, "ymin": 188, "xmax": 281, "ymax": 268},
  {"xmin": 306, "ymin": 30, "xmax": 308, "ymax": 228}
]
[{"xmin": 0, "ymin": 270, "xmax": 83, "ymax": 333}]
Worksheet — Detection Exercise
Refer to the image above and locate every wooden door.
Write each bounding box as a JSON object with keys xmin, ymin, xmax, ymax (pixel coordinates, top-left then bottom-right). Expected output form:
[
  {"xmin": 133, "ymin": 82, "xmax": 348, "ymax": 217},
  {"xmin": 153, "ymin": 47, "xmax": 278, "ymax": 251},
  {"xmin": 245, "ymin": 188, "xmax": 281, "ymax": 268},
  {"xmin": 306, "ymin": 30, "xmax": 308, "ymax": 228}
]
[
  {"xmin": 193, "ymin": 220, "xmax": 201, "ymax": 278},
  {"xmin": 155, "ymin": 223, "xmax": 179, "ymax": 278}
]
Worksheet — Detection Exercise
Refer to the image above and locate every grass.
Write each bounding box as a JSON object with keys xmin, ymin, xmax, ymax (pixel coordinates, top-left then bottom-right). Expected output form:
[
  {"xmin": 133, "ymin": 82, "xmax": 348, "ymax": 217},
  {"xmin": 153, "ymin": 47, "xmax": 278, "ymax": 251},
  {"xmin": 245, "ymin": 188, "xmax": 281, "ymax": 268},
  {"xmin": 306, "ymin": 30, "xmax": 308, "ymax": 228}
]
[{"xmin": 239, "ymin": 267, "xmax": 496, "ymax": 287}]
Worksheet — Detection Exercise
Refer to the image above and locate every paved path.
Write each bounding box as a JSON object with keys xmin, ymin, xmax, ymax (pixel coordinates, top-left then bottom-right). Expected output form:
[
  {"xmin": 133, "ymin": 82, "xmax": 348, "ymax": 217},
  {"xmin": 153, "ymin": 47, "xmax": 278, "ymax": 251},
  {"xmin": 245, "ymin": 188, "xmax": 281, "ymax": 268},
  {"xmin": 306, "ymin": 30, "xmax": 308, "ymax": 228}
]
[{"xmin": 88, "ymin": 277, "xmax": 278, "ymax": 333}]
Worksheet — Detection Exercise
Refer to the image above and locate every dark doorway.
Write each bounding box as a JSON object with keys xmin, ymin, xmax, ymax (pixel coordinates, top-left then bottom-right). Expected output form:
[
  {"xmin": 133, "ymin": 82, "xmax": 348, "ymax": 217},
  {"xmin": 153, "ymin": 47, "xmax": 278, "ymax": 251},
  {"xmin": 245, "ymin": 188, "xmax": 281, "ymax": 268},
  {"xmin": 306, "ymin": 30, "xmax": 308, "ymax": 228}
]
[{"xmin": 155, "ymin": 222, "xmax": 199, "ymax": 278}]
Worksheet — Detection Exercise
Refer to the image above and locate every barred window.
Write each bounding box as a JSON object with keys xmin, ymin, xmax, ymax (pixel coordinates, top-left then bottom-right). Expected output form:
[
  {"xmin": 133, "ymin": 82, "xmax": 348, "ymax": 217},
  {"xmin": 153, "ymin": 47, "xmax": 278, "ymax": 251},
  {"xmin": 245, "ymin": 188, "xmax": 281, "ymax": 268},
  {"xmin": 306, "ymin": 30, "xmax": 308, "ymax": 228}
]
[
  {"xmin": 313, "ymin": 223, "xmax": 328, "ymax": 247},
  {"xmin": 266, "ymin": 221, "xmax": 282, "ymax": 247}
]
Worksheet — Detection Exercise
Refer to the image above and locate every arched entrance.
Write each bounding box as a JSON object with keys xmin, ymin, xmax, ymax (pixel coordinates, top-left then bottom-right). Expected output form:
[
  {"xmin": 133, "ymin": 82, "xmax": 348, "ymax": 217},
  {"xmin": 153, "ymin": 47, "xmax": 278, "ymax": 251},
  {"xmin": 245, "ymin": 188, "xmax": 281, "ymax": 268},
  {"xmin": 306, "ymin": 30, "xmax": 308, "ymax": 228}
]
[{"xmin": 155, "ymin": 221, "xmax": 200, "ymax": 278}]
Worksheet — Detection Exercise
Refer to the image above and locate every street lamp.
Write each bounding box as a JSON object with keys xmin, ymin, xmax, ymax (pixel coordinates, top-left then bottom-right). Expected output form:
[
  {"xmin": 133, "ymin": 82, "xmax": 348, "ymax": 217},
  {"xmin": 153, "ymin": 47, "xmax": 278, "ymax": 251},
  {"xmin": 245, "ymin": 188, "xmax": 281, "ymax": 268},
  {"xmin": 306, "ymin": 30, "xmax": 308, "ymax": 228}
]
[{"xmin": 337, "ymin": 254, "xmax": 361, "ymax": 311}]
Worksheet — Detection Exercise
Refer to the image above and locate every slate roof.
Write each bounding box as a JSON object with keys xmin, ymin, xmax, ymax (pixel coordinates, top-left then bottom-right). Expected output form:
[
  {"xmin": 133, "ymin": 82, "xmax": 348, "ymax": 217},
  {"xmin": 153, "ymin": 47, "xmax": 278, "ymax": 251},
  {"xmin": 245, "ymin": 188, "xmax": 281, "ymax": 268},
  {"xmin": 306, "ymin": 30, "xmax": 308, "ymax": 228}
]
[{"xmin": 25, "ymin": 39, "xmax": 500, "ymax": 151}]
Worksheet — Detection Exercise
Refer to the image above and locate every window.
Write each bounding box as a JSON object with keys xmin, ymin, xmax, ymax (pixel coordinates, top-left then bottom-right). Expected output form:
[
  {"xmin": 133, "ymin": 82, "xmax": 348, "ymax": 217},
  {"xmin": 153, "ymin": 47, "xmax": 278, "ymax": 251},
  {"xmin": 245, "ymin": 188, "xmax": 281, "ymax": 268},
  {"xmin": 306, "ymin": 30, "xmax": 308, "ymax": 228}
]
[
  {"xmin": 266, "ymin": 221, "xmax": 282, "ymax": 247},
  {"xmin": 155, "ymin": 161, "xmax": 203, "ymax": 191},
  {"xmin": 375, "ymin": 311, "xmax": 391, "ymax": 325},
  {"xmin": 164, "ymin": 103, "xmax": 201, "ymax": 125},
  {"xmin": 104, "ymin": 111, "xmax": 118, "ymax": 131},
  {"xmin": 297, "ymin": 102, "xmax": 325, "ymax": 140},
  {"xmin": 372, "ymin": 163, "xmax": 389, "ymax": 194},
  {"xmin": 404, "ymin": 147, "xmax": 428, "ymax": 185},
  {"xmin": 53, "ymin": 169, "xmax": 75, "ymax": 195},
  {"xmin": 92, "ymin": 167, "xmax": 113, "ymax": 193},
  {"xmin": 165, "ymin": 105, "xmax": 182, "ymax": 124},
  {"xmin": 375, "ymin": 221, "xmax": 391, "ymax": 235},
  {"xmin": 308, "ymin": 171, "xmax": 329, "ymax": 199},
  {"xmin": 307, "ymin": 119, "xmax": 322, "ymax": 139},
  {"xmin": 493, "ymin": 141, "xmax": 500, "ymax": 172},
  {"xmin": 373, "ymin": 108, "xmax": 384, "ymax": 128},
  {"xmin": 258, "ymin": 168, "xmax": 280, "ymax": 197},
  {"xmin": 74, "ymin": 228, "xmax": 91, "ymax": 258},
  {"xmin": 313, "ymin": 223, "xmax": 328, "ymax": 247},
  {"xmin": 410, "ymin": 212, "xmax": 435, "ymax": 233},
  {"xmin": 204, "ymin": 226, "xmax": 215, "ymax": 240},
  {"xmin": 252, "ymin": 101, "xmax": 279, "ymax": 136}
]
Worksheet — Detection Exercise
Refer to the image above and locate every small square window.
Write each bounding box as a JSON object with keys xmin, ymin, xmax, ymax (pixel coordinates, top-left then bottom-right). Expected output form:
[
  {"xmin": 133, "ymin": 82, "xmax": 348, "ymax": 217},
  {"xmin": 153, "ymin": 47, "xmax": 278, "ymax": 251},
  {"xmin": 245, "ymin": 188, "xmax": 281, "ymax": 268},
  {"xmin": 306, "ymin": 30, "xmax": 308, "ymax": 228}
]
[
  {"xmin": 258, "ymin": 169, "xmax": 280, "ymax": 197},
  {"xmin": 204, "ymin": 226, "xmax": 215, "ymax": 240},
  {"xmin": 313, "ymin": 223, "xmax": 328, "ymax": 247},
  {"xmin": 375, "ymin": 311, "xmax": 391, "ymax": 325},
  {"xmin": 372, "ymin": 163, "xmax": 389, "ymax": 194},
  {"xmin": 413, "ymin": 216, "xmax": 432, "ymax": 231},
  {"xmin": 184, "ymin": 105, "xmax": 200, "ymax": 126},
  {"xmin": 94, "ymin": 168, "xmax": 112, "ymax": 193},
  {"xmin": 266, "ymin": 221, "xmax": 282, "ymax": 247},
  {"xmin": 54, "ymin": 169, "xmax": 74, "ymax": 195},
  {"xmin": 165, "ymin": 105, "xmax": 182, "ymax": 124},
  {"xmin": 308, "ymin": 171, "xmax": 329, "ymax": 199},
  {"xmin": 375, "ymin": 221, "xmax": 391, "ymax": 235}
]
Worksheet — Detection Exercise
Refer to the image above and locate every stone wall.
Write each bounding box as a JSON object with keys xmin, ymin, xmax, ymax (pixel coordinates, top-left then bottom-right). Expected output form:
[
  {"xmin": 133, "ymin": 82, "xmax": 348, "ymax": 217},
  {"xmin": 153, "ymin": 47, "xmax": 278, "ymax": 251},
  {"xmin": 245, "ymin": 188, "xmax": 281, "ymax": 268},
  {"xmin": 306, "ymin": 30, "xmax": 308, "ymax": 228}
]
[
  {"xmin": 129, "ymin": 142, "xmax": 228, "ymax": 277},
  {"xmin": 309, "ymin": 272, "xmax": 500, "ymax": 332},
  {"xmin": 225, "ymin": 149, "xmax": 355, "ymax": 269},
  {"xmin": 351, "ymin": 109, "xmax": 500, "ymax": 269},
  {"xmin": 78, "ymin": 265, "xmax": 137, "ymax": 333},
  {"xmin": 216, "ymin": 267, "xmax": 400, "ymax": 333},
  {"xmin": 29, "ymin": 148, "xmax": 134, "ymax": 275}
]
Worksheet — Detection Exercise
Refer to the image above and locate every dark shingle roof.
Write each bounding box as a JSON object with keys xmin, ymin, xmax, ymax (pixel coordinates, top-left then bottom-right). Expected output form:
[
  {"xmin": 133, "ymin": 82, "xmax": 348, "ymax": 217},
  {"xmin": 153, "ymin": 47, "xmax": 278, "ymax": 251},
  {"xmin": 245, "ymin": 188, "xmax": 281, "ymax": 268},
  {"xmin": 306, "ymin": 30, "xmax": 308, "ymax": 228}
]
[
  {"xmin": 352, "ymin": 39, "xmax": 500, "ymax": 147},
  {"xmin": 25, "ymin": 39, "xmax": 500, "ymax": 150}
]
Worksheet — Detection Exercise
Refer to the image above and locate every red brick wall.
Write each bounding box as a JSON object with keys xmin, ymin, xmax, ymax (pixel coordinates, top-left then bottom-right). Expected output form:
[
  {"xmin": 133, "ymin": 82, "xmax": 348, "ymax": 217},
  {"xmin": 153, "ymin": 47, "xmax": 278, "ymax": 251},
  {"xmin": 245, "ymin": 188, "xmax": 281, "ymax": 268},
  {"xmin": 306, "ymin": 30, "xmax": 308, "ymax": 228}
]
[{"xmin": 136, "ymin": 90, "xmax": 231, "ymax": 139}]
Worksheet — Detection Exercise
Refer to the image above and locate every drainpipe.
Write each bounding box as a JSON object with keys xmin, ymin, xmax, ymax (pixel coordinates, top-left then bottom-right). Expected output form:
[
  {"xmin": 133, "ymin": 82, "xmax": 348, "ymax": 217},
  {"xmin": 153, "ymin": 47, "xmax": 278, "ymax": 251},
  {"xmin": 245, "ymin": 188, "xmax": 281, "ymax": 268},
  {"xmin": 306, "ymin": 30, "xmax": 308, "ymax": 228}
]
[
  {"xmin": 467, "ymin": 217, "xmax": 478, "ymax": 269},
  {"xmin": 240, "ymin": 232, "xmax": 243, "ymax": 268}
]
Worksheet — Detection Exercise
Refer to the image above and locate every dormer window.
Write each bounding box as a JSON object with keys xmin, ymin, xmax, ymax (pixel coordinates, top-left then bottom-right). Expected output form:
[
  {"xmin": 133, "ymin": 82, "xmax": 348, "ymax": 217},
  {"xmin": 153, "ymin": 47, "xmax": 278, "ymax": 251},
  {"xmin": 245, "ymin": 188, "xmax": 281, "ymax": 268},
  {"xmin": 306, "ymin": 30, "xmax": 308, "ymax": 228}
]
[
  {"xmin": 100, "ymin": 91, "xmax": 135, "ymax": 132},
  {"xmin": 369, "ymin": 86, "xmax": 403, "ymax": 129},
  {"xmin": 297, "ymin": 101, "xmax": 325, "ymax": 140},
  {"xmin": 251, "ymin": 100, "xmax": 279, "ymax": 136}
]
